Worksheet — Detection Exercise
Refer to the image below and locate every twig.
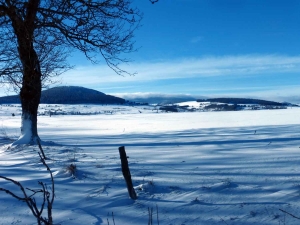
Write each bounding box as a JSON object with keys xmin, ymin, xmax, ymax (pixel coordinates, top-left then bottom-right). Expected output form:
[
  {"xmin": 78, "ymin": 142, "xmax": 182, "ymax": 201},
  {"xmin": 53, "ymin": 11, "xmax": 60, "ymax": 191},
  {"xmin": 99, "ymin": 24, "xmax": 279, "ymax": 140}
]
[
  {"xmin": 149, "ymin": 0, "xmax": 159, "ymax": 4},
  {"xmin": 218, "ymin": 215, "xmax": 229, "ymax": 225},
  {"xmin": 37, "ymin": 139, "xmax": 48, "ymax": 160},
  {"xmin": 156, "ymin": 204, "xmax": 159, "ymax": 225},
  {"xmin": 0, "ymin": 143, "xmax": 54, "ymax": 225},
  {"xmin": 148, "ymin": 207, "xmax": 153, "ymax": 225},
  {"xmin": 112, "ymin": 212, "xmax": 115, "ymax": 225},
  {"xmin": 279, "ymin": 209, "xmax": 300, "ymax": 220}
]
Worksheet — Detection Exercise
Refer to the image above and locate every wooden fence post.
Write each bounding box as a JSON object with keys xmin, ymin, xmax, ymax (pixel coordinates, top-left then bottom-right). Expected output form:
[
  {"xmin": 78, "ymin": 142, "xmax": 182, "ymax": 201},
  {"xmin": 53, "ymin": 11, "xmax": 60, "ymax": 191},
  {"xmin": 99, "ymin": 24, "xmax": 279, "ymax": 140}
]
[{"xmin": 118, "ymin": 146, "xmax": 137, "ymax": 200}]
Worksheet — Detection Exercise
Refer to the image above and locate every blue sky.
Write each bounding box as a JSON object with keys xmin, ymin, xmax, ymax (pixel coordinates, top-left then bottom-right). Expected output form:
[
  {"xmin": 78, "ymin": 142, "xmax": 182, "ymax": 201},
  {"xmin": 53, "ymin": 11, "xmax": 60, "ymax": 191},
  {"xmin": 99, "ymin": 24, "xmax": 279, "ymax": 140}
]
[{"xmin": 2, "ymin": 0, "xmax": 300, "ymax": 102}]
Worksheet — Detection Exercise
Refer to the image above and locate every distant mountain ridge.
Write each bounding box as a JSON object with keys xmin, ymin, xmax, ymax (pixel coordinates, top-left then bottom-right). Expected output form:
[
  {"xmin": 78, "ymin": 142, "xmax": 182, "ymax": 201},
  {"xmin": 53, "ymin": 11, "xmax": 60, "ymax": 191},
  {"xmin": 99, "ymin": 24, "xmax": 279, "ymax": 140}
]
[
  {"xmin": 197, "ymin": 98, "xmax": 296, "ymax": 106},
  {"xmin": 0, "ymin": 87, "xmax": 297, "ymax": 106},
  {"xmin": 0, "ymin": 86, "xmax": 125, "ymax": 104}
]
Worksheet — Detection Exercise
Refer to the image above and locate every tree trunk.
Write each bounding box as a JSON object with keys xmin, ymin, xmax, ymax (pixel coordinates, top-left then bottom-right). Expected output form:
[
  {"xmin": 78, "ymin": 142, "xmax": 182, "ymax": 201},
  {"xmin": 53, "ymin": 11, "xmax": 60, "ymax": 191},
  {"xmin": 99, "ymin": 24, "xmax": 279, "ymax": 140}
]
[
  {"xmin": 13, "ymin": 38, "xmax": 42, "ymax": 145},
  {"xmin": 7, "ymin": 0, "xmax": 42, "ymax": 145},
  {"xmin": 14, "ymin": 46, "xmax": 42, "ymax": 145}
]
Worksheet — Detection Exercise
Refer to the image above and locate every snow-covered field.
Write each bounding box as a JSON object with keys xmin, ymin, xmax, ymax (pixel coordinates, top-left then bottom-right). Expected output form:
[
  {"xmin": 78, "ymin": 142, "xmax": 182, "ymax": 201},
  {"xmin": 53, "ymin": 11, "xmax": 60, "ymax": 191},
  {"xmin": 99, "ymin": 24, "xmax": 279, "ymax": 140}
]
[{"xmin": 1, "ymin": 103, "xmax": 300, "ymax": 225}]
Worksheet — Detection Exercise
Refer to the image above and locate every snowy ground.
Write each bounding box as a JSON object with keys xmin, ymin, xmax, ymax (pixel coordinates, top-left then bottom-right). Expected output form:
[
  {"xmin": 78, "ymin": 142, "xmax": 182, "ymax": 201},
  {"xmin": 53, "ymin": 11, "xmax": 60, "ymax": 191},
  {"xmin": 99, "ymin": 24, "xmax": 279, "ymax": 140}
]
[{"xmin": 1, "ymin": 103, "xmax": 300, "ymax": 225}]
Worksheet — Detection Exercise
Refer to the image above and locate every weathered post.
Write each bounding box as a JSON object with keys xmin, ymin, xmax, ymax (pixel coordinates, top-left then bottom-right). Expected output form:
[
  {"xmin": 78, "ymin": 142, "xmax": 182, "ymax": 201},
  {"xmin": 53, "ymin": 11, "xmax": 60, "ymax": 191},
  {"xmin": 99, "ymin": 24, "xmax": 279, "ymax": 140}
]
[{"xmin": 118, "ymin": 146, "xmax": 137, "ymax": 200}]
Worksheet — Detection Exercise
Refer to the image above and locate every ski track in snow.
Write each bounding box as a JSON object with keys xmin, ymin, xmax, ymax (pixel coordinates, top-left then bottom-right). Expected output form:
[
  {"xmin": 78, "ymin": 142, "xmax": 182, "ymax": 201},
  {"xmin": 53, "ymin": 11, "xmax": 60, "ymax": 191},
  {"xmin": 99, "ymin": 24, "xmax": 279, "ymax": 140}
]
[{"xmin": 0, "ymin": 103, "xmax": 300, "ymax": 225}]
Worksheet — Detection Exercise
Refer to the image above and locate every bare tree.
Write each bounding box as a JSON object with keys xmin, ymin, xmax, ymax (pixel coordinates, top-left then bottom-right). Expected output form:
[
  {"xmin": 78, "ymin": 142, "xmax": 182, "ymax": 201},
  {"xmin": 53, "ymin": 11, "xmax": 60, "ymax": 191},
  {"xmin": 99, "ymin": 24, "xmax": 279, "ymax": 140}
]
[
  {"xmin": 0, "ymin": 27, "xmax": 72, "ymax": 93},
  {"xmin": 0, "ymin": 0, "xmax": 142, "ymax": 144}
]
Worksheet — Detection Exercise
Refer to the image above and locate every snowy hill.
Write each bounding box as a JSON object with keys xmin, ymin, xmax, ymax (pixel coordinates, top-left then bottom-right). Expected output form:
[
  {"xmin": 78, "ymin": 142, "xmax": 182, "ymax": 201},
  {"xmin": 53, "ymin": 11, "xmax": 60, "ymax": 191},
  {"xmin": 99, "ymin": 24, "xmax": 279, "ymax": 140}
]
[{"xmin": 0, "ymin": 86, "xmax": 125, "ymax": 104}]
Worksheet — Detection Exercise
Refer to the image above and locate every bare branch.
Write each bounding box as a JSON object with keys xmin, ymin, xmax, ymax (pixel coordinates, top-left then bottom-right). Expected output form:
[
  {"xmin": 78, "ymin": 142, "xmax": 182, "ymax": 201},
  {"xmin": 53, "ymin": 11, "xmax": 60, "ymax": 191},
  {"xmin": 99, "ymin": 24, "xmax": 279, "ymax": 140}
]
[
  {"xmin": 38, "ymin": 145, "xmax": 55, "ymax": 206},
  {"xmin": 34, "ymin": 0, "xmax": 142, "ymax": 75},
  {"xmin": 0, "ymin": 23, "xmax": 72, "ymax": 92},
  {"xmin": 149, "ymin": 0, "xmax": 159, "ymax": 4},
  {"xmin": 279, "ymin": 209, "xmax": 300, "ymax": 220},
  {"xmin": 1, "ymin": 0, "xmax": 142, "ymax": 93},
  {"xmin": 0, "ymin": 5, "xmax": 8, "ymax": 17},
  {"xmin": 1, "ymin": 0, "xmax": 145, "ymax": 143},
  {"xmin": 0, "ymin": 143, "xmax": 55, "ymax": 224}
]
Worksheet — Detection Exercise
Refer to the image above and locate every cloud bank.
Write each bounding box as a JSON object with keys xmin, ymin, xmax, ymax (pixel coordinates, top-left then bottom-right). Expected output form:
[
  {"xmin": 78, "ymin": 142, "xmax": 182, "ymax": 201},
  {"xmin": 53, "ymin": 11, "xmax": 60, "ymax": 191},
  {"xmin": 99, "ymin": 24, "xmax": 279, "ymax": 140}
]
[
  {"xmin": 63, "ymin": 54, "xmax": 300, "ymax": 85},
  {"xmin": 115, "ymin": 92, "xmax": 199, "ymax": 104}
]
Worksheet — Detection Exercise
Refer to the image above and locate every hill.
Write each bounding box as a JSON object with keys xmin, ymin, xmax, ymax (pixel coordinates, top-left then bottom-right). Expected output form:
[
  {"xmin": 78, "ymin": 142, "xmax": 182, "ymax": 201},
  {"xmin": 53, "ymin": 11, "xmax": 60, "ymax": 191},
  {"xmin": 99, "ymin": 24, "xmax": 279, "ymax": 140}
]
[{"xmin": 0, "ymin": 86, "xmax": 125, "ymax": 104}]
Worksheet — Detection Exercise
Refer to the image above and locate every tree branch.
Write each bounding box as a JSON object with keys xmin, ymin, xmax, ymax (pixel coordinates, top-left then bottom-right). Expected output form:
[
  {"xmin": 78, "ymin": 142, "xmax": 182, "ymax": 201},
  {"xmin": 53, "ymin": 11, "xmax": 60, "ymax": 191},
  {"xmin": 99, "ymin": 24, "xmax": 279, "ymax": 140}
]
[
  {"xmin": 0, "ymin": 143, "xmax": 55, "ymax": 224},
  {"xmin": 149, "ymin": 0, "xmax": 159, "ymax": 4},
  {"xmin": 279, "ymin": 209, "xmax": 300, "ymax": 220}
]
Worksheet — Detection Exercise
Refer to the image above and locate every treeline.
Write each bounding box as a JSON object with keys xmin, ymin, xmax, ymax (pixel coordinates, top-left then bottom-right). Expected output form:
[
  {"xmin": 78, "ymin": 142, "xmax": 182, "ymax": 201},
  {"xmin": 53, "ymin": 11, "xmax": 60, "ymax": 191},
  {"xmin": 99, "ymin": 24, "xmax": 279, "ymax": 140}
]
[{"xmin": 197, "ymin": 98, "xmax": 286, "ymax": 106}]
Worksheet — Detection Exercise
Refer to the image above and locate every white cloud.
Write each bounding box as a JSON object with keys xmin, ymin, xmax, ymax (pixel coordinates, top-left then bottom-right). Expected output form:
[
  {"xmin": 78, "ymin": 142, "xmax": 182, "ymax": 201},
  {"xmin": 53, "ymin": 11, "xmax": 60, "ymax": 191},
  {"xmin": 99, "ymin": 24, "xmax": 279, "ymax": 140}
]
[
  {"xmin": 62, "ymin": 54, "xmax": 300, "ymax": 85},
  {"xmin": 205, "ymin": 85, "xmax": 300, "ymax": 103},
  {"xmin": 114, "ymin": 92, "xmax": 196, "ymax": 99},
  {"xmin": 113, "ymin": 92, "xmax": 199, "ymax": 104},
  {"xmin": 112, "ymin": 85, "xmax": 300, "ymax": 104},
  {"xmin": 190, "ymin": 36, "xmax": 203, "ymax": 43}
]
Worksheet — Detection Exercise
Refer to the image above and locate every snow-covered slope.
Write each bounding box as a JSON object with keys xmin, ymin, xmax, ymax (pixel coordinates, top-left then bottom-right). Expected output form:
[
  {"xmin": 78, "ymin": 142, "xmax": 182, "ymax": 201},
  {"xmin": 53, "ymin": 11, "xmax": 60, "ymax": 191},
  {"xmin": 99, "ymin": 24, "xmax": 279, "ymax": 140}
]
[{"xmin": 1, "ymin": 104, "xmax": 300, "ymax": 225}]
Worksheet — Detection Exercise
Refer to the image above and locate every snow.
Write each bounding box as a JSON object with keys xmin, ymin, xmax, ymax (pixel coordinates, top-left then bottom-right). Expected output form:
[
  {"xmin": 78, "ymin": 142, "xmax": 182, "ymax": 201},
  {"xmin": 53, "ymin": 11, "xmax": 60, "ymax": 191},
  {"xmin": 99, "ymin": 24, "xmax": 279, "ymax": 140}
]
[
  {"xmin": 12, "ymin": 115, "xmax": 33, "ymax": 145},
  {"xmin": 1, "ymin": 103, "xmax": 300, "ymax": 224}
]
